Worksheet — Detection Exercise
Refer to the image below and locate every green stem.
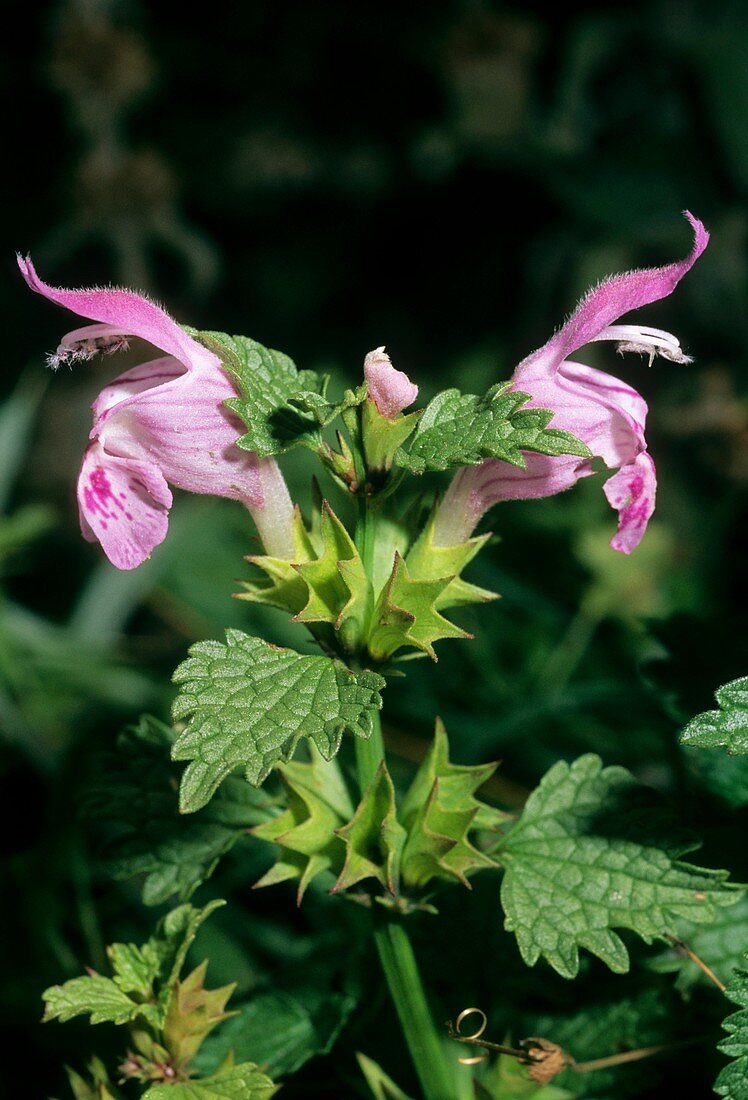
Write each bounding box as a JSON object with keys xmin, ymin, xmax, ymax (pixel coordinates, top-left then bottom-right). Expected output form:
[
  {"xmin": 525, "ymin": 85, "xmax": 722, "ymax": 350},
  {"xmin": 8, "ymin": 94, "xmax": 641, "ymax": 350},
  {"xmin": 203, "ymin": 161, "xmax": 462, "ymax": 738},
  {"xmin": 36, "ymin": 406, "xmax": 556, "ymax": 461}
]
[
  {"xmin": 352, "ymin": 487, "xmax": 454, "ymax": 1098},
  {"xmin": 373, "ymin": 916, "xmax": 454, "ymax": 1099}
]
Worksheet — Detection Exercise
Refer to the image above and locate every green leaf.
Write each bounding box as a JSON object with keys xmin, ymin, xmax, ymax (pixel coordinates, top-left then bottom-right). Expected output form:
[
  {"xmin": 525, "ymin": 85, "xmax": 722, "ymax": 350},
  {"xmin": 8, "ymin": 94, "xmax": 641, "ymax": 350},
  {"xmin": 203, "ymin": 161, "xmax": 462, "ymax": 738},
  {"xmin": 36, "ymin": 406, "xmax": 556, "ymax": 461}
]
[
  {"xmin": 716, "ymin": 954, "xmax": 748, "ymax": 1099},
  {"xmin": 43, "ymin": 976, "xmax": 145, "ymax": 1026},
  {"xmin": 172, "ymin": 631, "xmax": 384, "ymax": 812},
  {"xmin": 252, "ymin": 751, "xmax": 353, "ymax": 902},
  {"xmin": 195, "ymin": 329, "xmax": 364, "ymax": 456},
  {"xmin": 43, "ymin": 902, "xmax": 223, "ymax": 1029},
  {"xmin": 195, "ymin": 986, "xmax": 356, "ymax": 1080},
  {"xmin": 399, "ymin": 720, "xmax": 505, "ymax": 889},
  {"xmin": 395, "ymin": 383, "xmax": 589, "ymax": 475},
  {"xmin": 680, "ymin": 676, "xmax": 748, "ymax": 754},
  {"xmin": 333, "ymin": 762, "xmax": 406, "ymax": 895},
  {"xmin": 86, "ymin": 717, "xmax": 274, "ymax": 906},
  {"xmin": 367, "ymin": 552, "xmax": 470, "ymax": 662},
  {"xmin": 152, "ymin": 901, "xmax": 226, "ymax": 991},
  {"xmin": 496, "ymin": 754, "xmax": 743, "ymax": 978},
  {"xmin": 649, "ymin": 894, "xmax": 748, "ymax": 993},
  {"xmin": 142, "ymin": 1063, "xmax": 277, "ymax": 1099},
  {"xmin": 195, "ymin": 330, "xmax": 322, "ymax": 455}
]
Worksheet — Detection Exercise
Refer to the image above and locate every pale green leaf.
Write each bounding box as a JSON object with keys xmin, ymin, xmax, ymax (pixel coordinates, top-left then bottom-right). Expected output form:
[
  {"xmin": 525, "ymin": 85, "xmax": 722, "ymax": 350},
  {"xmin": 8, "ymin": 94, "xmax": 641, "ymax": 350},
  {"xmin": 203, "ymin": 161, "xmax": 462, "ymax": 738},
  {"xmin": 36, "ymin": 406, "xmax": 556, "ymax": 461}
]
[
  {"xmin": 142, "ymin": 1063, "xmax": 277, "ymax": 1099},
  {"xmin": 43, "ymin": 976, "xmax": 143, "ymax": 1026}
]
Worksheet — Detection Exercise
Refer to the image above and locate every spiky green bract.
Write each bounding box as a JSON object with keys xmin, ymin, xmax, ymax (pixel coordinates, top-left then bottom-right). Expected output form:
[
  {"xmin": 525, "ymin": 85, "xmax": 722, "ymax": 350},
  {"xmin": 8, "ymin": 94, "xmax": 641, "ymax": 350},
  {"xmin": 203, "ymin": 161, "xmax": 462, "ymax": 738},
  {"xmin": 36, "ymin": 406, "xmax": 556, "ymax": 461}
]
[
  {"xmin": 367, "ymin": 552, "xmax": 470, "ymax": 662},
  {"xmin": 194, "ymin": 329, "xmax": 364, "ymax": 456},
  {"xmin": 399, "ymin": 720, "xmax": 505, "ymax": 889},
  {"xmin": 85, "ymin": 716, "xmax": 274, "ymax": 906},
  {"xmin": 495, "ymin": 755, "xmax": 743, "ymax": 979},
  {"xmin": 680, "ymin": 676, "xmax": 748, "ymax": 754},
  {"xmin": 238, "ymin": 500, "xmax": 374, "ymax": 654},
  {"xmin": 252, "ymin": 751, "xmax": 354, "ymax": 902},
  {"xmin": 716, "ymin": 954, "xmax": 748, "ymax": 1099},
  {"xmin": 405, "ymin": 507, "xmax": 498, "ymax": 610},
  {"xmin": 394, "ymin": 382, "xmax": 590, "ymax": 475},
  {"xmin": 334, "ymin": 762, "xmax": 407, "ymax": 895},
  {"xmin": 162, "ymin": 960, "xmax": 237, "ymax": 1070},
  {"xmin": 43, "ymin": 901, "xmax": 223, "ymax": 1029},
  {"xmin": 172, "ymin": 631, "xmax": 385, "ymax": 812},
  {"xmin": 142, "ymin": 1063, "xmax": 278, "ymax": 1099},
  {"xmin": 294, "ymin": 500, "xmax": 373, "ymax": 648},
  {"xmin": 236, "ymin": 506, "xmax": 316, "ymax": 617}
]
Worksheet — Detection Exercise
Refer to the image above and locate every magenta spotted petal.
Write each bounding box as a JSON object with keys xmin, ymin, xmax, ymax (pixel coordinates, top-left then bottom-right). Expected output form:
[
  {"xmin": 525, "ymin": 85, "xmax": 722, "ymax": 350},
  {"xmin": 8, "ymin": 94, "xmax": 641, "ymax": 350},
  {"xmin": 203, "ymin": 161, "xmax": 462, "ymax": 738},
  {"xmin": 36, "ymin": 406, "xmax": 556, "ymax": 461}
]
[
  {"xmin": 433, "ymin": 213, "xmax": 708, "ymax": 553},
  {"xmin": 19, "ymin": 257, "xmax": 296, "ymax": 568}
]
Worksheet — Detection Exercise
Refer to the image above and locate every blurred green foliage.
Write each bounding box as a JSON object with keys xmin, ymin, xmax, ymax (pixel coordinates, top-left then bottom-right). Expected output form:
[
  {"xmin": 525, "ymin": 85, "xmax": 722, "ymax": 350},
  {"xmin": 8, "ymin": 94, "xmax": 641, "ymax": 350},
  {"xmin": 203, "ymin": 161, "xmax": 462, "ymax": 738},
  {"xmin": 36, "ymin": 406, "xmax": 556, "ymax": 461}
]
[{"xmin": 2, "ymin": 1, "xmax": 747, "ymax": 1096}]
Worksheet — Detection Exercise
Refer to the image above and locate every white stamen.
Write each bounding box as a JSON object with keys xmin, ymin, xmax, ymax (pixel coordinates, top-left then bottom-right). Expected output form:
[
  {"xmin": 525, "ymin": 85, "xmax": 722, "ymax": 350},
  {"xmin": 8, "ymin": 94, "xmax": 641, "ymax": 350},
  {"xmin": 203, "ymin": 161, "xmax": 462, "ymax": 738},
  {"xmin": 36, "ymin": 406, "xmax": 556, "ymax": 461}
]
[
  {"xmin": 590, "ymin": 324, "xmax": 691, "ymax": 366},
  {"xmin": 47, "ymin": 326, "xmax": 131, "ymax": 371}
]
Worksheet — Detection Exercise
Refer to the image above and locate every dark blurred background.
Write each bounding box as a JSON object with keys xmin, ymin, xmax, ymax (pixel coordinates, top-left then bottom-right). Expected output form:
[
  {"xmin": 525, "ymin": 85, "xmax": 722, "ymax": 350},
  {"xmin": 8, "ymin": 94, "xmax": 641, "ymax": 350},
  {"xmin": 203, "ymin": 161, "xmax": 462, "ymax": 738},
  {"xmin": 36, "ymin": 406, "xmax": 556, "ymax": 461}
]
[{"xmin": 2, "ymin": 1, "xmax": 747, "ymax": 1096}]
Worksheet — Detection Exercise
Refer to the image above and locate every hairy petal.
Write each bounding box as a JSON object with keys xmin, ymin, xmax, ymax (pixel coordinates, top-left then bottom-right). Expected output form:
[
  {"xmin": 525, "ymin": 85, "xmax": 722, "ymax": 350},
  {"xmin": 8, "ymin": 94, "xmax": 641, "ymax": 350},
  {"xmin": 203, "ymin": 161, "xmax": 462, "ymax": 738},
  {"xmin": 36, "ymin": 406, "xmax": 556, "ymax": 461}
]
[
  {"xmin": 432, "ymin": 454, "xmax": 594, "ymax": 546},
  {"xmin": 77, "ymin": 441, "xmax": 172, "ymax": 570},
  {"xmin": 604, "ymin": 452, "xmax": 657, "ymax": 554},
  {"xmin": 364, "ymin": 346, "xmax": 419, "ymax": 418},
  {"xmin": 518, "ymin": 212, "xmax": 709, "ymax": 376},
  {"xmin": 17, "ymin": 256, "xmax": 218, "ymax": 372}
]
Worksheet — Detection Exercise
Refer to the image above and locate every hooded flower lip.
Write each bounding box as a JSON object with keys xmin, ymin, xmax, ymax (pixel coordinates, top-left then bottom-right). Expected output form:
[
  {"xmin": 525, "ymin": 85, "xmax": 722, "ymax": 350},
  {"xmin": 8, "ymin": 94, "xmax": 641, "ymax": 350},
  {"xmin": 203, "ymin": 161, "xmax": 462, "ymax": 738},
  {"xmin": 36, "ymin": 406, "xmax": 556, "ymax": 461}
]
[
  {"xmin": 364, "ymin": 346, "xmax": 419, "ymax": 419},
  {"xmin": 433, "ymin": 212, "xmax": 709, "ymax": 554},
  {"xmin": 18, "ymin": 256, "xmax": 295, "ymax": 569}
]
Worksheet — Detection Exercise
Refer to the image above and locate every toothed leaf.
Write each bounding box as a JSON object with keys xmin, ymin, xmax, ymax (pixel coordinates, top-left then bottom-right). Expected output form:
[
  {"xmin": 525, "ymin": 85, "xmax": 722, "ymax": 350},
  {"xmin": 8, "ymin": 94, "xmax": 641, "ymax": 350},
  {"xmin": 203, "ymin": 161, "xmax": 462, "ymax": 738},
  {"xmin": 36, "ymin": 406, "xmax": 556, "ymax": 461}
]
[
  {"xmin": 680, "ymin": 676, "xmax": 748, "ymax": 754},
  {"xmin": 172, "ymin": 631, "xmax": 384, "ymax": 812},
  {"xmin": 194, "ymin": 329, "xmax": 364, "ymax": 456},
  {"xmin": 716, "ymin": 954, "xmax": 748, "ymax": 1099},
  {"xmin": 395, "ymin": 383, "xmax": 589, "ymax": 475},
  {"xmin": 142, "ymin": 1063, "xmax": 277, "ymax": 1099},
  {"xmin": 43, "ymin": 902, "xmax": 222, "ymax": 1029},
  {"xmin": 496, "ymin": 754, "xmax": 743, "ymax": 978}
]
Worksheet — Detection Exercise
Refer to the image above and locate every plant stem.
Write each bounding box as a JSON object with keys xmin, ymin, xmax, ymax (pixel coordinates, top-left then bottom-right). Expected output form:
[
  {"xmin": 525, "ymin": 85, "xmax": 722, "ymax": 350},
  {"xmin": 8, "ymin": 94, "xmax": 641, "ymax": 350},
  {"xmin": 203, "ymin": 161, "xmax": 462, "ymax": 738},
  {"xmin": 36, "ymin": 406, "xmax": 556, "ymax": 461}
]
[
  {"xmin": 352, "ymin": 488, "xmax": 454, "ymax": 1097},
  {"xmin": 373, "ymin": 914, "xmax": 455, "ymax": 1099}
]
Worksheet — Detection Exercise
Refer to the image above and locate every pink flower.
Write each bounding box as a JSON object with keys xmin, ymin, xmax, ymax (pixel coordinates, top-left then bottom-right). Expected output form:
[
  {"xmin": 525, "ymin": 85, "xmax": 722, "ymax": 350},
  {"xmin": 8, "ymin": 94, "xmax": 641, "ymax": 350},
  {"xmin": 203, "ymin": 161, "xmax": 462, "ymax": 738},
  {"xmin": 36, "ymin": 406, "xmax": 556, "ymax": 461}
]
[
  {"xmin": 364, "ymin": 346, "xmax": 419, "ymax": 418},
  {"xmin": 18, "ymin": 257, "xmax": 295, "ymax": 569},
  {"xmin": 433, "ymin": 213, "xmax": 709, "ymax": 554}
]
